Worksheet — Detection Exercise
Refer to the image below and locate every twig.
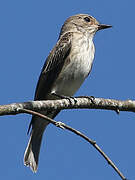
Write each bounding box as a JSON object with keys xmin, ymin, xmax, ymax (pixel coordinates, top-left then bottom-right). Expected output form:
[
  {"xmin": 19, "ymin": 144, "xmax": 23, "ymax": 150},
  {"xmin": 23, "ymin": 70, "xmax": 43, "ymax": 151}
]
[
  {"xmin": 18, "ymin": 108, "xmax": 127, "ymax": 180},
  {"xmin": 0, "ymin": 96, "xmax": 135, "ymax": 116}
]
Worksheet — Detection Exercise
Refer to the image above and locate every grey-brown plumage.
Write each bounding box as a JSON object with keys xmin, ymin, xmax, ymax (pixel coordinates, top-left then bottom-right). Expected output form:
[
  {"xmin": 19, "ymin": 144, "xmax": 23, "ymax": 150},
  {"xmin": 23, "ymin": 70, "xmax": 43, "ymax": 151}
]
[{"xmin": 24, "ymin": 14, "xmax": 111, "ymax": 172}]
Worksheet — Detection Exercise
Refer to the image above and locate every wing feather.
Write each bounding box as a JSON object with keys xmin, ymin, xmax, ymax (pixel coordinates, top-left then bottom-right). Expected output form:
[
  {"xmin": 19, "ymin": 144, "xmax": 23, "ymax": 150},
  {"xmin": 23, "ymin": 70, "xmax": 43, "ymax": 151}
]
[
  {"xmin": 34, "ymin": 32, "xmax": 72, "ymax": 100},
  {"xmin": 27, "ymin": 32, "xmax": 73, "ymax": 134}
]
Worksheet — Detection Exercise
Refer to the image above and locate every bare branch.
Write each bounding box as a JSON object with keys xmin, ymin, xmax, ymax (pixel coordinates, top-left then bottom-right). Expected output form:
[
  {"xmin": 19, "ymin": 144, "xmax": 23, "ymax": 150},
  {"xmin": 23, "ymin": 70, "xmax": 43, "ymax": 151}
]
[
  {"xmin": 0, "ymin": 96, "xmax": 132, "ymax": 180},
  {"xmin": 0, "ymin": 96, "xmax": 135, "ymax": 116},
  {"xmin": 18, "ymin": 108, "xmax": 127, "ymax": 180}
]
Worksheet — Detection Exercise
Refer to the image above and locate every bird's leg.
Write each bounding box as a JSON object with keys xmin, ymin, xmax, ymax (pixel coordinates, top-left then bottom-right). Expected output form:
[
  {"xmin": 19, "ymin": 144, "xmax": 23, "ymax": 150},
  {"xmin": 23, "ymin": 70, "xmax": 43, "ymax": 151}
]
[{"xmin": 51, "ymin": 92, "xmax": 77, "ymax": 104}]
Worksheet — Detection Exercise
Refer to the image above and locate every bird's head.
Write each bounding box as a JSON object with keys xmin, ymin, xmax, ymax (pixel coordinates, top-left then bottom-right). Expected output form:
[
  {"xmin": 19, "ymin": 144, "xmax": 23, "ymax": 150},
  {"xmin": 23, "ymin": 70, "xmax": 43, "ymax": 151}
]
[{"xmin": 60, "ymin": 14, "xmax": 112, "ymax": 37}]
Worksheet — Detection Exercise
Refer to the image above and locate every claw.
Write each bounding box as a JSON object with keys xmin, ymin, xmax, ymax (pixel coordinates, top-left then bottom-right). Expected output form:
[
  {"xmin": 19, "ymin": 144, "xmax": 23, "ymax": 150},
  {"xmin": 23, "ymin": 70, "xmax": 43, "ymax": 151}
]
[
  {"xmin": 87, "ymin": 96, "xmax": 95, "ymax": 104},
  {"xmin": 51, "ymin": 92, "xmax": 77, "ymax": 104},
  {"xmin": 78, "ymin": 95, "xmax": 95, "ymax": 104}
]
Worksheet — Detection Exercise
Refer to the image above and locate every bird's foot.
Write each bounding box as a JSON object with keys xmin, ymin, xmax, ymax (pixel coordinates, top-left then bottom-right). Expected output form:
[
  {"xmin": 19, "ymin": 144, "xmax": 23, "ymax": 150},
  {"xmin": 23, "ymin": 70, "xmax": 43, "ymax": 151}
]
[
  {"xmin": 51, "ymin": 92, "xmax": 77, "ymax": 104},
  {"xmin": 78, "ymin": 95, "xmax": 95, "ymax": 104}
]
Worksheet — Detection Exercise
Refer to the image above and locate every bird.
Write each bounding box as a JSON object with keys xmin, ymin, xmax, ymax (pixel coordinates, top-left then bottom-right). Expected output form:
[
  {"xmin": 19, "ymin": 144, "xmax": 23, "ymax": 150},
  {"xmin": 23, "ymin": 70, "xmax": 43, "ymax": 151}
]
[{"xmin": 24, "ymin": 13, "xmax": 112, "ymax": 172}]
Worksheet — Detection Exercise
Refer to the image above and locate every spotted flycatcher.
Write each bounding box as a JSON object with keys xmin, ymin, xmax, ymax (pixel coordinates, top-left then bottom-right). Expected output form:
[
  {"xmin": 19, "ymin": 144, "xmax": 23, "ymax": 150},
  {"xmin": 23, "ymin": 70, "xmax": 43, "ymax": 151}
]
[{"xmin": 24, "ymin": 14, "xmax": 112, "ymax": 172}]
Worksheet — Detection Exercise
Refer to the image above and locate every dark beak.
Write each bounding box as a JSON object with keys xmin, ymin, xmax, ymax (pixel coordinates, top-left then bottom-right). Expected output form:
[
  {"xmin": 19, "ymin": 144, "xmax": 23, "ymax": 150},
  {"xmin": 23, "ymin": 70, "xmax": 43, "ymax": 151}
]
[{"xmin": 98, "ymin": 24, "xmax": 112, "ymax": 31}]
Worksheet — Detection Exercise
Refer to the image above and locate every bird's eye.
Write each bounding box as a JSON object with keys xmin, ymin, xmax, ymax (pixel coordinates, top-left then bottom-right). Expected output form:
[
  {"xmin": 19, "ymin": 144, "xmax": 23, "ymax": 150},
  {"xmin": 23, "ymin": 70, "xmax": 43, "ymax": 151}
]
[{"xmin": 84, "ymin": 17, "xmax": 91, "ymax": 22}]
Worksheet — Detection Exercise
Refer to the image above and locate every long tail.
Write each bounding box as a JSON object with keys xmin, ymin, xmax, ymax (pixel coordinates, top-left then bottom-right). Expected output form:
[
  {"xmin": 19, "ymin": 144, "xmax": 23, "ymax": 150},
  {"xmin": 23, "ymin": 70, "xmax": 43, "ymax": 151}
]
[{"xmin": 24, "ymin": 116, "xmax": 49, "ymax": 172}]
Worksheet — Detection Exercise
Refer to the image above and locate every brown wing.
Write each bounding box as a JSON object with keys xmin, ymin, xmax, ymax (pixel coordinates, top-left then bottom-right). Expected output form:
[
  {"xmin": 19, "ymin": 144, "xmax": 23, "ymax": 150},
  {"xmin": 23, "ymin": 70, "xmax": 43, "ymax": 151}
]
[
  {"xmin": 34, "ymin": 32, "xmax": 72, "ymax": 100},
  {"xmin": 27, "ymin": 33, "xmax": 72, "ymax": 134}
]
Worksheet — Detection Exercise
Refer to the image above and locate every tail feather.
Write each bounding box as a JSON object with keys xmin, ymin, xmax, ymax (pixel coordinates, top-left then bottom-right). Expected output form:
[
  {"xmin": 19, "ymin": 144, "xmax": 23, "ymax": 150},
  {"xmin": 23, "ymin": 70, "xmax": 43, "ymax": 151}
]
[{"xmin": 24, "ymin": 117, "xmax": 49, "ymax": 172}]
